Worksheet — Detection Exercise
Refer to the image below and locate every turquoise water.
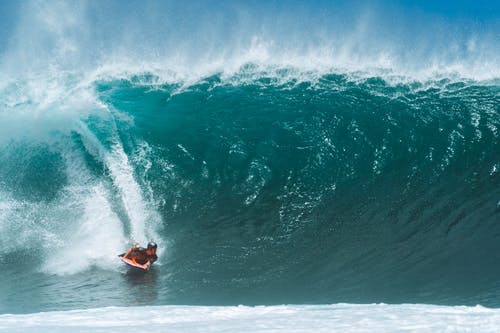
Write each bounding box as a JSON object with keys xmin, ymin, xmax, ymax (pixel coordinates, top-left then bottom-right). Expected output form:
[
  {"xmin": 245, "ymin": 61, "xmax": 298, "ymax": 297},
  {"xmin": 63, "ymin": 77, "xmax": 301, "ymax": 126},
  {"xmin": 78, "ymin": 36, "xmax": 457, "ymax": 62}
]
[
  {"xmin": 0, "ymin": 0, "xmax": 499, "ymax": 316},
  {"xmin": 1, "ymin": 71, "xmax": 499, "ymax": 313}
]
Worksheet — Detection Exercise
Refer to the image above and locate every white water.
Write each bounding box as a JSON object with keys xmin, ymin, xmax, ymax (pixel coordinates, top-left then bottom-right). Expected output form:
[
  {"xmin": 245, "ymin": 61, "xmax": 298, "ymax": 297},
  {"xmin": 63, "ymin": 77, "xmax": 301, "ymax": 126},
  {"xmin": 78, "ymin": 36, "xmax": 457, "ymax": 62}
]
[
  {"xmin": 1, "ymin": 304, "xmax": 500, "ymax": 333},
  {"xmin": 0, "ymin": 78, "xmax": 161, "ymax": 275},
  {"xmin": 1, "ymin": 1, "xmax": 499, "ymax": 86}
]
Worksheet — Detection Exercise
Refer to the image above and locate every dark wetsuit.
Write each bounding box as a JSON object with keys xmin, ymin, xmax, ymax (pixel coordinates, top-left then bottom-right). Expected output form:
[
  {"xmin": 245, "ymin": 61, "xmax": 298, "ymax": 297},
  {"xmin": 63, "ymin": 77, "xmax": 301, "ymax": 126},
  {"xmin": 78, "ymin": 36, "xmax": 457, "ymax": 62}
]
[{"xmin": 128, "ymin": 247, "xmax": 158, "ymax": 265}]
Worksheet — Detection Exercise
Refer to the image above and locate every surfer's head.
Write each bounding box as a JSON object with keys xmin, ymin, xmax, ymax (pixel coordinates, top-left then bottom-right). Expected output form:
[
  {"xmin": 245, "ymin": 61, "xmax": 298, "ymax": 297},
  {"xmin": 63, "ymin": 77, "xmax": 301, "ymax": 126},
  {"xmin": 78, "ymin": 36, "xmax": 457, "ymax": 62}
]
[{"xmin": 147, "ymin": 242, "xmax": 157, "ymax": 254}]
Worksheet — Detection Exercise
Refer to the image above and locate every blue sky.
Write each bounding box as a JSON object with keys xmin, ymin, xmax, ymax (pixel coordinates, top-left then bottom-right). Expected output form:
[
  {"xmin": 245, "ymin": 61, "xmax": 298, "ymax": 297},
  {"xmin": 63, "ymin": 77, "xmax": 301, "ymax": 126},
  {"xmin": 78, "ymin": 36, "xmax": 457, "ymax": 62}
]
[
  {"xmin": 392, "ymin": 0, "xmax": 499, "ymax": 19},
  {"xmin": 0, "ymin": 0, "xmax": 498, "ymax": 35}
]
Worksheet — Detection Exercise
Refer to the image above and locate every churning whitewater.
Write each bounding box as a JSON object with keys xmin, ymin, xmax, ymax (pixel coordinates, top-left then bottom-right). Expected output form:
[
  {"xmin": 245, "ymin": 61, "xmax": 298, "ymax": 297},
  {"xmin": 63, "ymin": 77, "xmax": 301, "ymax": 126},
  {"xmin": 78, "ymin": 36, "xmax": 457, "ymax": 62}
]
[{"xmin": 0, "ymin": 0, "xmax": 499, "ymax": 331}]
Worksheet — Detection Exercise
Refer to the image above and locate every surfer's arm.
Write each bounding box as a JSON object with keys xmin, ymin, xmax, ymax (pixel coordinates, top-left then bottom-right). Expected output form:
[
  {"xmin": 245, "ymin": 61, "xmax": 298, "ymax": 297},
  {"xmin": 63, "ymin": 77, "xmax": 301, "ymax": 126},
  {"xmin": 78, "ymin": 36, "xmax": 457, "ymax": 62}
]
[
  {"xmin": 145, "ymin": 254, "xmax": 157, "ymax": 268},
  {"xmin": 133, "ymin": 261, "xmax": 151, "ymax": 270},
  {"xmin": 122, "ymin": 242, "xmax": 141, "ymax": 258},
  {"xmin": 122, "ymin": 246, "xmax": 136, "ymax": 259}
]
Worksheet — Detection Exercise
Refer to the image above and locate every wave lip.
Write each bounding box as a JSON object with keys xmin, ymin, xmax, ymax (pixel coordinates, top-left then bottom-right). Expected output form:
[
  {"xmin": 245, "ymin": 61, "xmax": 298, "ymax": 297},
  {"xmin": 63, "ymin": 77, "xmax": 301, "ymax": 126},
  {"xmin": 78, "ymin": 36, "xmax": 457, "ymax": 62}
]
[{"xmin": 1, "ymin": 1, "xmax": 500, "ymax": 83}]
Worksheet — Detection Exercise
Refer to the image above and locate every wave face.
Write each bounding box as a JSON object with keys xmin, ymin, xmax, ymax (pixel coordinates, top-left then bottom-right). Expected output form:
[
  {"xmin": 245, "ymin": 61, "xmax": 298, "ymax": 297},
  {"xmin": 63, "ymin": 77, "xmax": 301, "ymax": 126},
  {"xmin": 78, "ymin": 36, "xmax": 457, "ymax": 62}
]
[
  {"xmin": 1, "ymin": 71, "xmax": 499, "ymax": 312},
  {"xmin": 0, "ymin": 0, "xmax": 499, "ymax": 314},
  {"xmin": 106, "ymin": 74, "xmax": 500, "ymax": 305}
]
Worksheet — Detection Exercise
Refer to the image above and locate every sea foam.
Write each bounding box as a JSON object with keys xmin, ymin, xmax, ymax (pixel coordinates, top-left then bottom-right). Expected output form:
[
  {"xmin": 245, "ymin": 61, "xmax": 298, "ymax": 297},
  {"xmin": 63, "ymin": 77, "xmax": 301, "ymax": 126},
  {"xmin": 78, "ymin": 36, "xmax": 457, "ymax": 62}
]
[{"xmin": 1, "ymin": 304, "xmax": 500, "ymax": 333}]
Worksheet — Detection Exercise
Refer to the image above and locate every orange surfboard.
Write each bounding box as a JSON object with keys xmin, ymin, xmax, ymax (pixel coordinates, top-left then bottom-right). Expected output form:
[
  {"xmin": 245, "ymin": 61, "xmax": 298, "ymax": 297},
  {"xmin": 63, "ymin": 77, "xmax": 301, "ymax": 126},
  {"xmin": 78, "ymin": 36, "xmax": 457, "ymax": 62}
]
[{"xmin": 119, "ymin": 254, "xmax": 149, "ymax": 270}]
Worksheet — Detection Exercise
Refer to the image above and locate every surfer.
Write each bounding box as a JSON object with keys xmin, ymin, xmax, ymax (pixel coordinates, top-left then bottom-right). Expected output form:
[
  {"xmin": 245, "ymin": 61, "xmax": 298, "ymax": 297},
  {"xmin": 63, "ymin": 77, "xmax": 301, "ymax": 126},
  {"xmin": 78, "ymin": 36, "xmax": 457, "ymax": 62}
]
[{"xmin": 121, "ymin": 242, "xmax": 158, "ymax": 270}]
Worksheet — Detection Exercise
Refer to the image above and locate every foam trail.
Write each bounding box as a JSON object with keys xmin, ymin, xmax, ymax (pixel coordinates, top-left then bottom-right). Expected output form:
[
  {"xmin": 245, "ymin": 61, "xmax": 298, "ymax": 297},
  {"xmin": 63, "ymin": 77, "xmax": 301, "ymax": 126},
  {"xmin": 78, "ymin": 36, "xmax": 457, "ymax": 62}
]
[
  {"xmin": 41, "ymin": 184, "xmax": 126, "ymax": 274},
  {"xmin": 106, "ymin": 142, "xmax": 154, "ymax": 244},
  {"xmin": 76, "ymin": 121, "xmax": 159, "ymax": 245},
  {"xmin": 43, "ymin": 140, "xmax": 128, "ymax": 274}
]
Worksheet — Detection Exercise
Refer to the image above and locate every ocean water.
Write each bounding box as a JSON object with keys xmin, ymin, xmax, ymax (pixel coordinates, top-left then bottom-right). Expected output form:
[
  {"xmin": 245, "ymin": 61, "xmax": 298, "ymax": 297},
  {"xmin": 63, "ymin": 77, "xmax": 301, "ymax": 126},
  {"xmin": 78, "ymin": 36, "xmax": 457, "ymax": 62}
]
[
  {"xmin": 0, "ymin": 0, "xmax": 499, "ymax": 331},
  {"xmin": 2, "ymin": 69, "xmax": 499, "ymax": 313}
]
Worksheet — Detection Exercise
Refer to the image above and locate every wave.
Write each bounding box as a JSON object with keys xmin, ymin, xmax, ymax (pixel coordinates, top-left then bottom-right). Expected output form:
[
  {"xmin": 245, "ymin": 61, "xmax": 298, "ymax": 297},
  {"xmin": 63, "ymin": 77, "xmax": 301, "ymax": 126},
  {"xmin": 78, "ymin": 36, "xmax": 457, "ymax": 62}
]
[
  {"xmin": 0, "ymin": 67, "xmax": 498, "ymax": 311},
  {"xmin": 0, "ymin": 0, "xmax": 499, "ymax": 313}
]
